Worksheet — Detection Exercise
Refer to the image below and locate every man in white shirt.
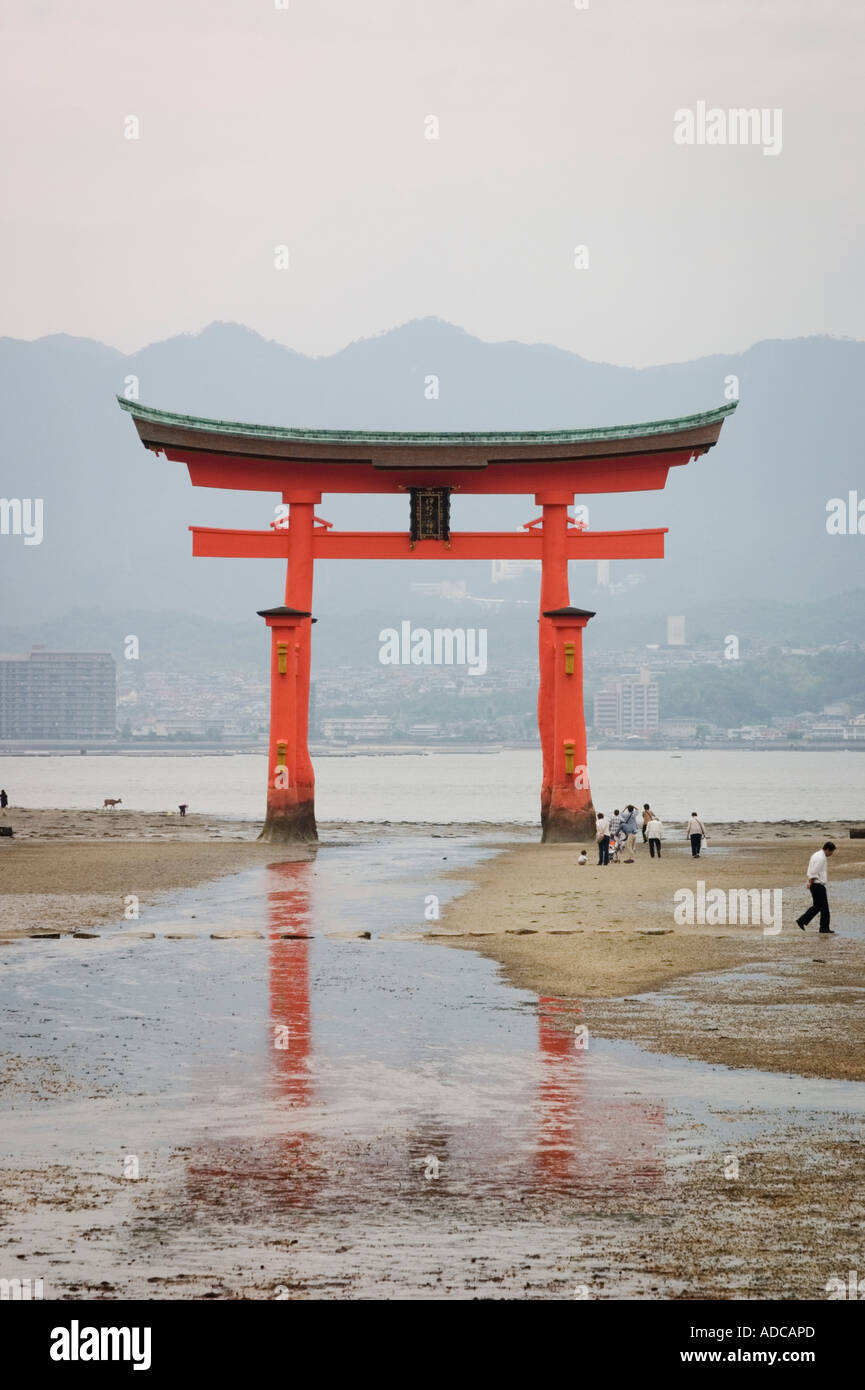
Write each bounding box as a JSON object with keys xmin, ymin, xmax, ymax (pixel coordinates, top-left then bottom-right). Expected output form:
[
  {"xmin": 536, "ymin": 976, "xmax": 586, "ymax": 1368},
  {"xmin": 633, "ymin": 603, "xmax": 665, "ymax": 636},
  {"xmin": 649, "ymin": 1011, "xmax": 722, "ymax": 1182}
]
[
  {"xmin": 685, "ymin": 812, "xmax": 706, "ymax": 858},
  {"xmin": 595, "ymin": 812, "xmax": 610, "ymax": 866},
  {"xmin": 796, "ymin": 841, "xmax": 836, "ymax": 934},
  {"xmin": 647, "ymin": 815, "xmax": 663, "ymax": 858}
]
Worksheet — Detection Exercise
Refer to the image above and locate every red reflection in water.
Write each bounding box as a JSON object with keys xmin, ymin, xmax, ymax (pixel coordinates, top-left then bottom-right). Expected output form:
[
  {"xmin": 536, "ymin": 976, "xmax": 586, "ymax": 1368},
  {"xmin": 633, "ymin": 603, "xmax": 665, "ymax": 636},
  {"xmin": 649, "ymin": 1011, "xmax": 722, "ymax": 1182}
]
[
  {"xmin": 186, "ymin": 858, "xmax": 323, "ymax": 1211},
  {"xmin": 187, "ymin": 888, "xmax": 666, "ymax": 1214},
  {"xmin": 536, "ymin": 996, "xmax": 665, "ymax": 1193},
  {"xmin": 267, "ymin": 859, "xmax": 314, "ymax": 1107}
]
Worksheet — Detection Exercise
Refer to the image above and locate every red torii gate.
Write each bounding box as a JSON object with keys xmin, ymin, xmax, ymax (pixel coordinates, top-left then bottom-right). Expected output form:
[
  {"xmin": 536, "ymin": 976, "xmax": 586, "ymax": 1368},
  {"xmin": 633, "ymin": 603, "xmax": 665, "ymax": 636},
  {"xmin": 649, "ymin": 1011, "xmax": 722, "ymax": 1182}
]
[{"xmin": 119, "ymin": 399, "xmax": 735, "ymax": 842}]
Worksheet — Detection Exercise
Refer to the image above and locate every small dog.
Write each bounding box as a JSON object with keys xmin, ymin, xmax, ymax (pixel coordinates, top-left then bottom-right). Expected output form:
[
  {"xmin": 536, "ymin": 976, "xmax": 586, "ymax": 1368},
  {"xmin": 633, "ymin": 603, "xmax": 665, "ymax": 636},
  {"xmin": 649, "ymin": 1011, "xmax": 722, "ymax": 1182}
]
[{"xmin": 102, "ymin": 798, "xmax": 122, "ymax": 809}]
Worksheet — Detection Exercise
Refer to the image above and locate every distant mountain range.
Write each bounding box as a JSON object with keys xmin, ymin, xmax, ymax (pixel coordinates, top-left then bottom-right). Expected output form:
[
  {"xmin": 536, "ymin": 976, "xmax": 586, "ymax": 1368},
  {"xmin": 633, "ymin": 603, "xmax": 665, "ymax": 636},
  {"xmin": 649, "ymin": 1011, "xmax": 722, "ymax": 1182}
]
[
  {"xmin": 1, "ymin": 319, "xmax": 863, "ymax": 634},
  {"xmin": 0, "ymin": 591, "xmax": 862, "ymax": 678}
]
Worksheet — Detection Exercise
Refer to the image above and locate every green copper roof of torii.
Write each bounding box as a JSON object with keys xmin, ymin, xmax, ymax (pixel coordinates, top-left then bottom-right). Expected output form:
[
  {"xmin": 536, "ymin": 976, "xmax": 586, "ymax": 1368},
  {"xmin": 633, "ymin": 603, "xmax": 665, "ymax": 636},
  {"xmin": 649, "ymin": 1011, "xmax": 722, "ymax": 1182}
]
[{"xmin": 117, "ymin": 397, "xmax": 737, "ymax": 447}]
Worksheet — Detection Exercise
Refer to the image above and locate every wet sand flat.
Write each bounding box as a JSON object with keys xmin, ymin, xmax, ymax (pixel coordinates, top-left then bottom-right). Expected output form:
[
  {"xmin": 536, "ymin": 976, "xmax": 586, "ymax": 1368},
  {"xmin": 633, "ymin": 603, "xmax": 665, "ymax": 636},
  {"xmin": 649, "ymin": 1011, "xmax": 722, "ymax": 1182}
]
[
  {"xmin": 2, "ymin": 1120, "xmax": 862, "ymax": 1301},
  {"xmin": 437, "ymin": 826, "xmax": 865, "ymax": 1081},
  {"xmin": 2, "ymin": 816, "xmax": 865, "ymax": 1299},
  {"xmin": 0, "ymin": 810, "xmax": 285, "ymax": 937},
  {"xmin": 0, "ymin": 808, "xmax": 517, "ymax": 938}
]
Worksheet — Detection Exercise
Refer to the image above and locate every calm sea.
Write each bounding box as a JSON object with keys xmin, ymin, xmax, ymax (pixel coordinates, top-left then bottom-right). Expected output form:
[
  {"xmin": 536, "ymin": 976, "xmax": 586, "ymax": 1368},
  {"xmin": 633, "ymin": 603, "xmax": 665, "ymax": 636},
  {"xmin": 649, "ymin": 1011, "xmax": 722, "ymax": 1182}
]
[{"xmin": 1, "ymin": 749, "xmax": 861, "ymax": 825}]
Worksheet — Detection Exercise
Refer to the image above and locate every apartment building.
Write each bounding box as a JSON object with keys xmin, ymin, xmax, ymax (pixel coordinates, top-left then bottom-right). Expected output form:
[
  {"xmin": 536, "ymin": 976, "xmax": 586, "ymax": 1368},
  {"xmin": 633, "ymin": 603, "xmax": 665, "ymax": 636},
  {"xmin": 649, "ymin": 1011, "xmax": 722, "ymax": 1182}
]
[
  {"xmin": 593, "ymin": 668, "xmax": 660, "ymax": 737},
  {"xmin": 0, "ymin": 648, "xmax": 116, "ymax": 739}
]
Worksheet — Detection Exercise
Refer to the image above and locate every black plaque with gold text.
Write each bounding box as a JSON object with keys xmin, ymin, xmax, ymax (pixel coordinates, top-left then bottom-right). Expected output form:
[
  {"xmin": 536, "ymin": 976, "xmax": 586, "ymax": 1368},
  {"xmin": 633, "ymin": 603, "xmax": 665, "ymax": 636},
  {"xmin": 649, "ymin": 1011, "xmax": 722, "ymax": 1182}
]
[{"xmin": 409, "ymin": 487, "xmax": 451, "ymax": 543}]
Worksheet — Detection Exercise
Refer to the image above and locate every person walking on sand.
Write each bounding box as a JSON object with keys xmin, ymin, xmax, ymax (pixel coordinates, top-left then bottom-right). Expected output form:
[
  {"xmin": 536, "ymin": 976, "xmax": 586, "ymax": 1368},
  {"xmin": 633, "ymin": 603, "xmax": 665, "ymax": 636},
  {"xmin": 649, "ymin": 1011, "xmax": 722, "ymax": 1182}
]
[
  {"xmin": 0, "ymin": 788, "xmax": 7, "ymax": 813},
  {"xmin": 647, "ymin": 813, "xmax": 663, "ymax": 858},
  {"xmin": 686, "ymin": 811, "xmax": 706, "ymax": 858},
  {"xmin": 595, "ymin": 811, "xmax": 610, "ymax": 866},
  {"xmin": 619, "ymin": 804, "xmax": 639, "ymax": 862},
  {"xmin": 796, "ymin": 841, "xmax": 836, "ymax": 934},
  {"xmin": 641, "ymin": 804, "xmax": 652, "ymax": 843},
  {"xmin": 607, "ymin": 810, "xmax": 624, "ymax": 864},
  {"xmin": 178, "ymin": 803, "xmax": 189, "ymax": 817}
]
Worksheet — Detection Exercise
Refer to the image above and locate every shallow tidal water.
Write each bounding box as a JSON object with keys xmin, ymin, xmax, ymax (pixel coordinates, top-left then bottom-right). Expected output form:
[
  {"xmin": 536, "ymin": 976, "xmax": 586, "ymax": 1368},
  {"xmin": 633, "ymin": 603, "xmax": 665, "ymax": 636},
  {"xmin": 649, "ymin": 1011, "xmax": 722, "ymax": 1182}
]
[
  {"xmin": 6, "ymin": 747, "xmax": 865, "ymax": 824},
  {"xmin": 2, "ymin": 837, "xmax": 864, "ymax": 1299}
]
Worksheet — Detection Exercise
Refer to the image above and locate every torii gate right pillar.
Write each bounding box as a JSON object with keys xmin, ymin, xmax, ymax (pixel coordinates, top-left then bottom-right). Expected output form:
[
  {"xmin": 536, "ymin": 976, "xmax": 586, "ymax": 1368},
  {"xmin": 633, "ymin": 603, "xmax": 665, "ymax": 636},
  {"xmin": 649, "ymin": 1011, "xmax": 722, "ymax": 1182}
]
[{"xmin": 542, "ymin": 606, "xmax": 596, "ymax": 843}]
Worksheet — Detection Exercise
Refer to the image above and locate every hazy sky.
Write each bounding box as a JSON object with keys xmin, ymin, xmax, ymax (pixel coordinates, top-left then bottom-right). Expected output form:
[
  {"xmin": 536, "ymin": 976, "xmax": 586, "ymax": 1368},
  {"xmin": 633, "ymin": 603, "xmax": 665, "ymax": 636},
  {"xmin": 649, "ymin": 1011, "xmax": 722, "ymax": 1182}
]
[{"xmin": 1, "ymin": 0, "xmax": 863, "ymax": 364}]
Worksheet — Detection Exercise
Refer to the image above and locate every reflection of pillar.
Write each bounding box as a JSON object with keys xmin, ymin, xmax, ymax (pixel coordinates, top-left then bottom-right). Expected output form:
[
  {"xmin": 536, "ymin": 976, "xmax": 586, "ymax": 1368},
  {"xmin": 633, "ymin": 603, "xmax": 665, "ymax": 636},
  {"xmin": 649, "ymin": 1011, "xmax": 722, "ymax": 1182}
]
[
  {"xmin": 535, "ymin": 996, "xmax": 584, "ymax": 1190},
  {"xmin": 542, "ymin": 607, "xmax": 596, "ymax": 842},
  {"xmin": 185, "ymin": 858, "xmax": 321, "ymax": 1213},
  {"xmin": 537, "ymin": 494, "xmax": 572, "ymax": 834},
  {"xmin": 535, "ymin": 997, "xmax": 666, "ymax": 1195},
  {"xmin": 267, "ymin": 859, "xmax": 314, "ymax": 1107},
  {"xmin": 258, "ymin": 605, "xmax": 318, "ymax": 842}
]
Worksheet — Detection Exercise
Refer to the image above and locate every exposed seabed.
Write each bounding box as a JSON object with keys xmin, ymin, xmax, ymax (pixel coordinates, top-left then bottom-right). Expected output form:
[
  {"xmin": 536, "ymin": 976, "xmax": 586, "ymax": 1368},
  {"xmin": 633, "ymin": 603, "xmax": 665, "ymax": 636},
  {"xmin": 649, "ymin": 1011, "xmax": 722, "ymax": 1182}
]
[{"xmin": 1, "ymin": 834, "xmax": 862, "ymax": 1299}]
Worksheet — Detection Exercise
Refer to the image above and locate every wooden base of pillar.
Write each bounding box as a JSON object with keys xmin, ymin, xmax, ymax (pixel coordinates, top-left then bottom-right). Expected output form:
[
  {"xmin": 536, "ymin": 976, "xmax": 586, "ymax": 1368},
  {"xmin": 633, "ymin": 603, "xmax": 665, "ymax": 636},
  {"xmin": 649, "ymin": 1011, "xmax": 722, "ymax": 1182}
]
[
  {"xmin": 258, "ymin": 801, "xmax": 318, "ymax": 843},
  {"xmin": 541, "ymin": 801, "xmax": 597, "ymax": 843}
]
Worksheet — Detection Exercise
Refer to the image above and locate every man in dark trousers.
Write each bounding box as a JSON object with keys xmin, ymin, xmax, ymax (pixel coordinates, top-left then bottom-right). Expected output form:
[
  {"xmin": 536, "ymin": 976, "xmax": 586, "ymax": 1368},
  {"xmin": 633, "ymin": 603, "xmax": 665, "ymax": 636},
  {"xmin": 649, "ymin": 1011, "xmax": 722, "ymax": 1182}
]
[
  {"xmin": 686, "ymin": 811, "xmax": 706, "ymax": 857},
  {"xmin": 796, "ymin": 841, "xmax": 836, "ymax": 934},
  {"xmin": 595, "ymin": 812, "xmax": 610, "ymax": 866}
]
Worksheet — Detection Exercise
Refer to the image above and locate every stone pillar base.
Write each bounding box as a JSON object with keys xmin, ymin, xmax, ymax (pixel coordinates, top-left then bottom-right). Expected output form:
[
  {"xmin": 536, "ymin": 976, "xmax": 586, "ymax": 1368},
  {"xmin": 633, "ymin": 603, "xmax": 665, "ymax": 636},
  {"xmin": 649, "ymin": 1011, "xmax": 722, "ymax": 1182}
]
[
  {"xmin": 541, "ymin": 802, "xmax": 597, "ymax": 843},
  {"xmin": 259, "ymin": 802, "xmax": 318, "ymax": 843}
]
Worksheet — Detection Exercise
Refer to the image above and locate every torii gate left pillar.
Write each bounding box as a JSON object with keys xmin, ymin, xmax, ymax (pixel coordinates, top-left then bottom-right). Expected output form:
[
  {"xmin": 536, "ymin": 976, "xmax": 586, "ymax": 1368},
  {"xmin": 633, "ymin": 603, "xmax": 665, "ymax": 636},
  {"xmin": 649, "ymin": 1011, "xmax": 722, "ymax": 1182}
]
[
  {"xmin": 258, "ymin": 603, "xmax": 318, "ymax": 842},
  {"xmin": 258, "ymin": 489, "xmax": 320, "ymax": 843},
  {"xmin": 536, "ymin": 495, "xmax": 597, "ymax": 842}
]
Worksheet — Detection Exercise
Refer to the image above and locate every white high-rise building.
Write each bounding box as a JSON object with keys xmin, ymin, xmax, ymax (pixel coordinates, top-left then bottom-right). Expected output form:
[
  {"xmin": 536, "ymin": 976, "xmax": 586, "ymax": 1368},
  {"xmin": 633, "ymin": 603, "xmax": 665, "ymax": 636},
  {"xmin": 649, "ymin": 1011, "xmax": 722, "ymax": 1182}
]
[
  {"xmin": 593, "ymin": 668, "xmax": 660, "ymax": 737},
  {"xmin": 667, "ymin": 615, "xmax": 686, "ymax": 646}
]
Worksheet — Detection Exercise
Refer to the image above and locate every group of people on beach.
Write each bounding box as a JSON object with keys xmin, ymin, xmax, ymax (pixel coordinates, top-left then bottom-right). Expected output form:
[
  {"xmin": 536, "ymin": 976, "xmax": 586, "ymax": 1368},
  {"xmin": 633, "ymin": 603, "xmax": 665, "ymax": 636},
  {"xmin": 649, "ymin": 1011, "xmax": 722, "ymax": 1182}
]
[
  {"xmin": 582, "ymin": 798, "xmax": 840, "ymax": 936},
  {"xmin": 590, "ymin": 803, "xmax": 706, "ymax": 865}
]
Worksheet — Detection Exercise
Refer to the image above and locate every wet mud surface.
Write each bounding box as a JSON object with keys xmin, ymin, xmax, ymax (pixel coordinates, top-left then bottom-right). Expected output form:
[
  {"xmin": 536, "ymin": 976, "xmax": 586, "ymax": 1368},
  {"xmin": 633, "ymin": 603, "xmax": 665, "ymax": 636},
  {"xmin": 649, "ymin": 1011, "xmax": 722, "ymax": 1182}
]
[{"xmin": 2, "ymin": 837, "xmax": 864, "ymax": 1299}]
